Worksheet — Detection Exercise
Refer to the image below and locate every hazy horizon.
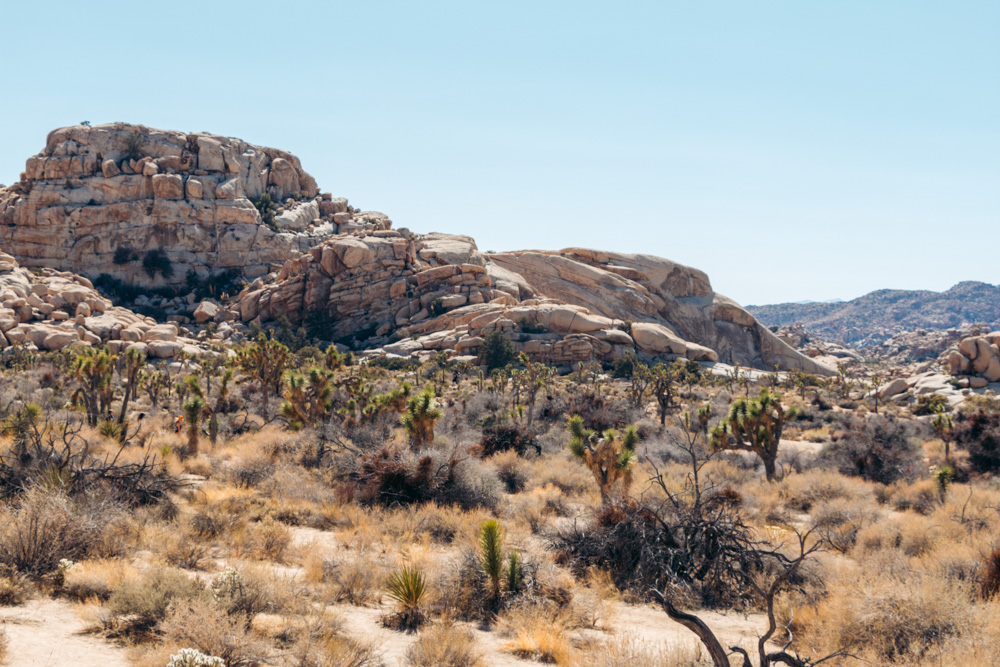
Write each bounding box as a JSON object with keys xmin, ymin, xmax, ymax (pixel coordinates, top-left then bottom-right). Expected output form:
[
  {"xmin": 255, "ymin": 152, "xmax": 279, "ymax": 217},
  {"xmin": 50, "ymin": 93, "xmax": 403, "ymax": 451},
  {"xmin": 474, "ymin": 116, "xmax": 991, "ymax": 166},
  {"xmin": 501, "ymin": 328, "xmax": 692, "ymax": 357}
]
[{"xmin": 1, "ymin": 1, "xmax": 996, "ymax": 306}]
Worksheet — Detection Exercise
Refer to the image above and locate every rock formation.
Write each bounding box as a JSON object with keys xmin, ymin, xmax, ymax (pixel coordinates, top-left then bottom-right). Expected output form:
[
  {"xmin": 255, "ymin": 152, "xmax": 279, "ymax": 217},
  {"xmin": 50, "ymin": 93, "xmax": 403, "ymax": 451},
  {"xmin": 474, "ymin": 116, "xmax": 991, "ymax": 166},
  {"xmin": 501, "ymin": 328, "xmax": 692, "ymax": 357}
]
[
  {"xmin": 0, "ymin": 123, "xmax": 384, "ymax": 287},
  {"xmin": 0, "ymin": 250, "xmax": 206, "ymax": 358},
  {"xmin": 0, "ymin": 123, "xmax": 832, "ymax": 373},
  {"xmin": 234, "ymin": 231, "xmax": 833, "ymax": 374},
  {"xmin": 943, "ymin": 332, "xmax": 1000, "ymax": 388}
]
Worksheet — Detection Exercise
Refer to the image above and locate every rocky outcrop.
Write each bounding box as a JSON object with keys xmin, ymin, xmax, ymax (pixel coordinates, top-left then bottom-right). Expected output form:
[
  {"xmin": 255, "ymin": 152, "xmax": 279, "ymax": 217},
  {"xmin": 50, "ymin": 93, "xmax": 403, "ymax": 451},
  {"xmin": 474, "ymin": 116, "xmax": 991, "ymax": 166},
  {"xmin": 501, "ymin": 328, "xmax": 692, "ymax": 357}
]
[
  {"xmin": 0, "ymin": 250, "xmax": 207, "ymax": 358},
  {"xmin": 0, "ymin": 124, "xmax": 384, "ymax": 287},
  {"xmin": 943, "ymin": 332, "xmax": 1000, "ymax": 386},
  {"xmin": 233, "ymin": 230, "xmax": 832, "ymax": 374}
]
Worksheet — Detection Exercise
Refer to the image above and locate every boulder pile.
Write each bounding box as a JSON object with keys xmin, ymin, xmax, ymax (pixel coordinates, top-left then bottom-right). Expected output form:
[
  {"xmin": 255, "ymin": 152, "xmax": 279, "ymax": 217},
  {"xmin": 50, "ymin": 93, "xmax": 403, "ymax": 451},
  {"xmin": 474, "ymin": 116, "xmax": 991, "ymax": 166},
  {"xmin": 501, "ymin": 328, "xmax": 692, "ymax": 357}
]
[{"xmin": 943, "ymin": 332, "xmax": 1000, "ymax": 387}]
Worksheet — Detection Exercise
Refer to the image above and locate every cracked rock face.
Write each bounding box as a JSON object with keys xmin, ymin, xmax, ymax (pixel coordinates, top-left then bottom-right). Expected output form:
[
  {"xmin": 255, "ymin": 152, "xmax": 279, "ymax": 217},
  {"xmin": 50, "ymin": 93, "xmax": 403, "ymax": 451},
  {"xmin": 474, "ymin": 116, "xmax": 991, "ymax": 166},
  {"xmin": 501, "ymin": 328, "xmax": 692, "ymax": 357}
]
[
  {"xmin": 234, "ymin": 231, "xmax": 834, "ymax": 374},
  {"xmin": 0, "ymin": 123, "xmax": 356, "ymax": 287}
]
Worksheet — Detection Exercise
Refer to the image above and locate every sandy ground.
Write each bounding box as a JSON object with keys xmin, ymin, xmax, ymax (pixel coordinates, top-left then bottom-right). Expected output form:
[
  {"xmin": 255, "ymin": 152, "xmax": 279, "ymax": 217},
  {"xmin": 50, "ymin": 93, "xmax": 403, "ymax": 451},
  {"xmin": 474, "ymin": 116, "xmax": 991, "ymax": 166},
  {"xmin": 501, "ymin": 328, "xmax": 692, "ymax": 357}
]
[{"xmin": 0, "ymin": 598, "xmax": 127, "ymax": 667}]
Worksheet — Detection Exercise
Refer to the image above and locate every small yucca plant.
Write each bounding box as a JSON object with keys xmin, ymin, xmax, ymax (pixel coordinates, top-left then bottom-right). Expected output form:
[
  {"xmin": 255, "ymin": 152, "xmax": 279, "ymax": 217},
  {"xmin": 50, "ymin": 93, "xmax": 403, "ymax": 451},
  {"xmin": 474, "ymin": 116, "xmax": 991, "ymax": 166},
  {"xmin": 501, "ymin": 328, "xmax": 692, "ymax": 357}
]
[
  {"xmin": 506, "ymin": 550, "xmax": 524, "ymax": 594},
  {"xmin": 480, "ymin": 519, "xmax": 504, "ymax": 602},
  {"xmin": 386, "ymin": 565, "xmax": 426, "ymax": 629}
]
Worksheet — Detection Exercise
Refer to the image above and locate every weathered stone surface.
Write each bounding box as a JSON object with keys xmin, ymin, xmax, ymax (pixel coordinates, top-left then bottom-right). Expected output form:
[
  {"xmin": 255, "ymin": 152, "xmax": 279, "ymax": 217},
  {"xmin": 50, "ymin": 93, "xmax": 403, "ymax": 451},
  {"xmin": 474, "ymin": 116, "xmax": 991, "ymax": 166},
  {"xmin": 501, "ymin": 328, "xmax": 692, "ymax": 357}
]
[
  {"xmin": 193, "ymin": 301, "xmax": 219, "ymax": 324},
  {"xmin": 0, "ymin": 124, "xmax": 352, "ymax": 288},
  {"xmin": 231, "ymin": 230, "xmax": 830, "ymax": 373}
]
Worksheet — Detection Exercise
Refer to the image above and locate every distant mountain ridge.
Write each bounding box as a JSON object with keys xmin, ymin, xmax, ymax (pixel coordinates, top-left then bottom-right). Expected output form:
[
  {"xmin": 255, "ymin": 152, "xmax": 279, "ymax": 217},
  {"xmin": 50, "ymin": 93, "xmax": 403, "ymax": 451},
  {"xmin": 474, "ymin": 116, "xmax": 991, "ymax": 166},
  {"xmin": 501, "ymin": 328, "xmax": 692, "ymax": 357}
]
[{"xmin": 747, "ymin": 281, "xmax": 1000, "ymax": 346}]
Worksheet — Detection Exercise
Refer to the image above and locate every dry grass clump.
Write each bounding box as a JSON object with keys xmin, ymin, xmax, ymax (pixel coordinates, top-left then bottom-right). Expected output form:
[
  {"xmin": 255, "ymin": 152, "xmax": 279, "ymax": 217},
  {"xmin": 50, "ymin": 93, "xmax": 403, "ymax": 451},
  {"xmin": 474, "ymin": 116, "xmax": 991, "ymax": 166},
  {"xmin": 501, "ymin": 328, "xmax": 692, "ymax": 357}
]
[
  {"xmin": 0, "ymin": 627, "xmax": 7, "ymax": 664},
  {"xmin": 62, "ymin": 559, "xmax": 134, "ymax": 601},
  {"xmin": 509, "ymin": 484, "xmax": 567, "ymax": 534},
  {"xmin": 592, "ymin": 633, "xmax": 707, "ymax": 667},
  {"xmin": 855, "ymin": 514, "xmax": 937, "ymax": 557},
  {"xmin": 405, "ymin": 621, "xmax": 484, "ymax": 666},
  {"xmin": 302, "ymin": 550, "xmax": 393, "ymax": 605},
  {"xmin": 231, "ymin": 517, "xmax": 292, "ymax": 562},
  {"xmin": 497, "ymin": 604, "xmax": 575, "ymax": 665},
  {"xmin": 282, "ymin": 613, "xmax": 384, "ymax": 667},
  {"xmin": 0, "ymin": 565, "xmax": 29, "ymax": 605}
]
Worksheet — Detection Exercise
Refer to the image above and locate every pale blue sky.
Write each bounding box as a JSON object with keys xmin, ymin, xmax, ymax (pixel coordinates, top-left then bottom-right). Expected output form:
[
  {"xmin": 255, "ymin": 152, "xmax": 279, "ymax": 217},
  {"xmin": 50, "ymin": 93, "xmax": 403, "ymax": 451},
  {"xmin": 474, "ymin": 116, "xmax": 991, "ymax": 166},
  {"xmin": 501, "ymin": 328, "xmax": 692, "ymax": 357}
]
[{"xmin": 1, "ymin": 1, "xmax": 996, "ymax": 305}]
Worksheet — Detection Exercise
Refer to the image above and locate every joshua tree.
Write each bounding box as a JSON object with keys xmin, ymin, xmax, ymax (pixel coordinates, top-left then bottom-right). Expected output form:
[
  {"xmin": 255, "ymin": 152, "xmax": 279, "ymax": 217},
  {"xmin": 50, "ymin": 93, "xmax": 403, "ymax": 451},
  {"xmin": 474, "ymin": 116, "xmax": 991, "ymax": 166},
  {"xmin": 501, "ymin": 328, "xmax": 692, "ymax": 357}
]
[
  {"xmin": 628, "ymin": 359, "xmax": 652, "ymax": 409},
  {"xmin": 281, "ymin": 367, "xmax": 334, "ymax": 430},
  {"xmin": 71, "ymin": 348, "xmax": 115, "ymax": 426},
  {"xmin": 869, "ymin": 373, "xmax": 884, "ymax": 415},
  {"xmin": 182, "ymin": 395, "xmax": 207, "ymax": 456},
  {"xmin": 710, "ymin": 389, "xmax": 797, "ymax": 482},
  {"xmin": 236, "ymin": 334, "xmax": 291, "ymax": 396},
  {"xmin": 517, "ymin": 353, "xmax": 555, "ymax": 427},
  {"xmin": 401, "ymin": 387, "xmax": 442, "ymax": 448},
  {"xmin": 651, "ymin": 362, "xmax": 679, "ymax": 426},
  {"xmin": 117, "ymin": 346, "xmax": 146, "ymax": 424},
  {"xmin": 931, "ymin": 406, "xmax": 954, "ymax": 464},
  {"xmin": 567, "ymin": 415, "xmax": 638, "ymax": 504}
]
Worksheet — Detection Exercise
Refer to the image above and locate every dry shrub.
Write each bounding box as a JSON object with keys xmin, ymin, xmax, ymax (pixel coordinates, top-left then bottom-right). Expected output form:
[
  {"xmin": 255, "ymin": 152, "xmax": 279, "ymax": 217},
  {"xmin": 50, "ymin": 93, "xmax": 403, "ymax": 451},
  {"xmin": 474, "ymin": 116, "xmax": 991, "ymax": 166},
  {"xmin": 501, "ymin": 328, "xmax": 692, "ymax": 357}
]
[
  {"xmin": 591, "ymin": 633, "xmax": 706, "ymax": 667},
  {"xmin": 774, "ymin": 469, "xmax": 868, "ymax": 512},
  {"xmin": 489, "ymin": 450, "xmax": 530, "ymax": 493},
  {"xmin": 812, "ymin": 497, "xmax": 881, "ymax": 554},
  {"xmin": 406, "ymin": 621, "xmax": 484, "ymax": 667},
  {"xmin": 0, "ymin": 565, "xmax": 29, "ymax": 605},
  {"xmin": 0, "ymin": 488, "xmax": 125, "ymax": 577},
  {"xmin": 144, "ymin": 522, "xmax": 209, "ymax": 570},
  {"xmin": 979, "ymin": 547, "xmax": 1000, "ymax": 600},
  {"xmin": 497, "ymin": 604, "xmax": 574, "ymax": 665},
  {"xmin": 527, "ymin": 455, "xmax": 594, "ymax": 498},
  {"xmin": 888, "ymin": 479, "xmax": 939, "ymax": 515},
  {"xmin": 232, "ymin": 517, "xmax": 291, "ymax": 562},
  {"xmin": 509, "ymin": 484, "xmax": 566, "ymax": 534},
  {"xmin": 62, "ymin": 559, "xmax": 133, "ymax": 601},
  {"xmin": 285, "ymin": 613, "xmax": 384, "ymax": 667},
  {"xmin": 107, "ymin": 566, "xmax": 206, "ymax": 632},
  {"xmin": 315, "ymin": 552, "xmax": 392, "ymax": 605},
  {"xmin": 855, "ymin": 514, "xmax": 937, "ymax": 557},
  {"xmin": 160, "ymin": 598, "xmax": 271, "ymax": 667},
  {"xmin": 804, "ymin": 565, "xmax": 973, "ymax": 662},
  {"xmin": 211, "ymin": 564, "xmax": 299, "ymax": 620}
]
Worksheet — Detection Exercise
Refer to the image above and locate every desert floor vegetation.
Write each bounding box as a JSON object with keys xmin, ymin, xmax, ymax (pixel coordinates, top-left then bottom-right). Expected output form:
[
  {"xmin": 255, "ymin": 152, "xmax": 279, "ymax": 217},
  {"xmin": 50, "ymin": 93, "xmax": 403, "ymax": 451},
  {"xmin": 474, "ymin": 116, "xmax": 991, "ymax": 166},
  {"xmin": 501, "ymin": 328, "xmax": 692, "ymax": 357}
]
[{"xmin": 0, "ymin": 339, "xmax": 998, "ymax": 666}]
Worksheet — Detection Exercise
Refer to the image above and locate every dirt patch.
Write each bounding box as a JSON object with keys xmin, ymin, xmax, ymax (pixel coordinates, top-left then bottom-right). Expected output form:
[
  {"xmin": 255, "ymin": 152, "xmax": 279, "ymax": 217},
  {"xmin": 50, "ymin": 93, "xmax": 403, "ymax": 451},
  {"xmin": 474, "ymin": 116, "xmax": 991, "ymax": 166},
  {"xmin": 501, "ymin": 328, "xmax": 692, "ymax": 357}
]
[{"xmin": 0, "ymin": 598, "xmax": 128, "ymax": 667}]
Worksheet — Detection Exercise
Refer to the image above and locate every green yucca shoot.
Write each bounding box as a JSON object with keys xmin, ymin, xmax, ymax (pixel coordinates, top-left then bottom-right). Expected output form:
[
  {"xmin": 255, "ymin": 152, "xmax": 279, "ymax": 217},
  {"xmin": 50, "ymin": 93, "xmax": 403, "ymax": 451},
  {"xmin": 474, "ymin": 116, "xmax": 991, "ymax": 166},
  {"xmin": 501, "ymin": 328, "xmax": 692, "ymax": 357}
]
[
  {"xmin": 480, "ymin": 519, "xmax": 504, "ymax": 600},
  {"xmin": 506, "ymin": 550, "xmax": 524, "ymax": 594},
  {"xmin": 386, "ymin": 565, "xmax": 426, "ymax": 615}
]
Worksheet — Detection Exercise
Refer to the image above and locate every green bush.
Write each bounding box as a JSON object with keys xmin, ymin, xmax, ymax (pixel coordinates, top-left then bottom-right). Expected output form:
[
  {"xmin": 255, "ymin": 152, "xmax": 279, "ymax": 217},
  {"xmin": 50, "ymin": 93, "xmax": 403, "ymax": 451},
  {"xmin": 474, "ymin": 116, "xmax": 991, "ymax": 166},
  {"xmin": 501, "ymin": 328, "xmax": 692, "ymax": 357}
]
[
  {"xmin": 121, "ymin": 129, "xmax": 146, "ymax": 161},
  {"xmin": 478, "ymin": 330, "xmax": 515, "ymax": 371},
  {"xmin": 142, "ymin": 249, "xmax": 174, "ymax": 279}
]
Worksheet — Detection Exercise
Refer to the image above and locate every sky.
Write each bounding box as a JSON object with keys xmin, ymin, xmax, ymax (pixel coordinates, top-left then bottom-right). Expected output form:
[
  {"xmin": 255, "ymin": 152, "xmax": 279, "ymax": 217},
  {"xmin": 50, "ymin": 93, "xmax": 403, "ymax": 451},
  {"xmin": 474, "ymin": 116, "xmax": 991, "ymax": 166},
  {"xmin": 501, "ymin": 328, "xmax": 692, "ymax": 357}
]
[{"xmin": 0, "ymin": 1, "xmax": 996, "ymax": 305}]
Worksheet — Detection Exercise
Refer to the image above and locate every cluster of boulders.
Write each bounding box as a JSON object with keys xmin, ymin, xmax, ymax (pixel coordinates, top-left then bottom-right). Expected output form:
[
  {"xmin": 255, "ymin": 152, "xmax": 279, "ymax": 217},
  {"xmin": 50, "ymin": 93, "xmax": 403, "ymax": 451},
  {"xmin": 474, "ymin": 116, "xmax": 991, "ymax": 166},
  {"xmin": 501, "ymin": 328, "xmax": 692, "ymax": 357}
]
[
  {"xmin": 0, "ymin": 123, "xmax": 837, "ymax": 374},
  {"xmin": 943, "ymin": 332, "xmax": 1000, "ymax": 387},
  {"xmin": 0, "ymin": 124, "xmax": 387, "ymax": 288},
  {"xmin": 0, "ymin": 251, "xmax": 211, "ymax": 358},
  {"xmin": 234, "ymin": 230, "xmax": 833, "ymax": 373}
]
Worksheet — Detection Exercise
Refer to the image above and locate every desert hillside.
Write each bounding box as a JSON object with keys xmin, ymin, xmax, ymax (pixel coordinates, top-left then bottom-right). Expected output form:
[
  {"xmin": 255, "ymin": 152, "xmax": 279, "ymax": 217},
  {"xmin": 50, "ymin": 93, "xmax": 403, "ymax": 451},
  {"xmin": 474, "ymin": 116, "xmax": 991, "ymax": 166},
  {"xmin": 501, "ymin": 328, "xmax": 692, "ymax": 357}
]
[{"xmin": 748, "ymin": 281, "xmax": 1000, "ymax": 346}]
